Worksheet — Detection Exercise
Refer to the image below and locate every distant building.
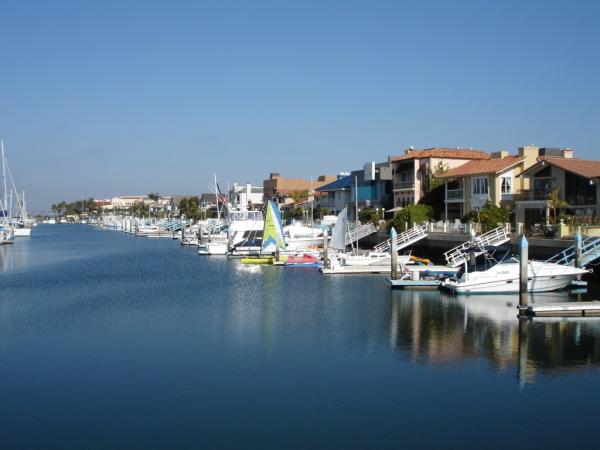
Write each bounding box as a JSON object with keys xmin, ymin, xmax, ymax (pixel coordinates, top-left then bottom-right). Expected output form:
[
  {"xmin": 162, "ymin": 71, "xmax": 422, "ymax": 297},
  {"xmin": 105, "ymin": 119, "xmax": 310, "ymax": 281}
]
[
  {"xmin": 390, "ymin": 147, "xmax": 490, "ymax": 209},
  {"xmin": 263, "ymin": 173, "xmax": 337, "ymax": 206},
  {"xmin": 109, "ymin": 196, "xmax": 145, "ymax": 210},
  {"xmin": 229, "ymin": 182, "xmax": 263, "ymax": 211}
]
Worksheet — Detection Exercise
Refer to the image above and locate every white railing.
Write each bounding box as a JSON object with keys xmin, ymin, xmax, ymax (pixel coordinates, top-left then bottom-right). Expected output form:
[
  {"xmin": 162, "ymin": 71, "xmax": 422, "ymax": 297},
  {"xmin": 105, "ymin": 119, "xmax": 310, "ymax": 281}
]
[
  {"xmin": 546, "ymin": 237, "xmax": 600, "ymax": 267},
  {"xmin": 446, "ymin": 189, "xmax": 464, "ymax": 199},
  {"xmin": 373, "ymin": 223, "xmax": 428, "ymax": 253},
  {"xmin": 345, "ymin": 223, "xmax": 377, "ymax": 245},
  {"xmin": 444, "ymin": 226, "xmax": 510, "ymax": 267}
]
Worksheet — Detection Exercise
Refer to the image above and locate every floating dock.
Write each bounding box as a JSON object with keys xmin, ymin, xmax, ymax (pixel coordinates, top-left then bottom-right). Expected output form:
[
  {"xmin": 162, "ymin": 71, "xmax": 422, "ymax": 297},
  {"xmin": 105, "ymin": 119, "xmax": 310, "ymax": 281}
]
[
  {"xmin": 522, "ymin": 301, "xmax": 600, "ymax": 317},
  {"xmin": 321, "ymin": 265, "xmax": 459, "ymax": 275},
  {"xmin": 387, "ymin": 278, "xmax": 440, "ymax": 289}
]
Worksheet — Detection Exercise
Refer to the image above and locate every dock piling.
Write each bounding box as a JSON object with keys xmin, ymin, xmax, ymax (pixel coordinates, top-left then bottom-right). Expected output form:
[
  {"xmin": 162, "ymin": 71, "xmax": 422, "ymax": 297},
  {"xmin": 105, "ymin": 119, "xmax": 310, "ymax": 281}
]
[
  {"xmin": 390, "ymin": 227, "xmax": 398, "ymax": 280},
  {"xmin": 519, "ymin": 235, "xmax": 528, "ymax": 312},
  {"xmin": 323, "ymin": 232, "xmax": 329, "ymax": 269},
  {"xmin": 575, "ymin": 230, "xmax": 583, "ymax": 268}
]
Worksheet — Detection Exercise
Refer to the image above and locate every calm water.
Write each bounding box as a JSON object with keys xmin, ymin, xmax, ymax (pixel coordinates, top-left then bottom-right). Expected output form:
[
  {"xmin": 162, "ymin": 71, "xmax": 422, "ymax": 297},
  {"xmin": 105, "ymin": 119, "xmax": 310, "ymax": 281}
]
[{"xmin": 2, "ymin": 225, "xmax": 600, "ymax": 449}]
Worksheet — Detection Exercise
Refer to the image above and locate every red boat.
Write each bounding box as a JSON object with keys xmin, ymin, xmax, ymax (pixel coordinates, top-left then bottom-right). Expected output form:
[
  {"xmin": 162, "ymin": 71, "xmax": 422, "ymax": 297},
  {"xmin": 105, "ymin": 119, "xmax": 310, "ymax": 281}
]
[{"xmin": 286, "ymin": 254, "xmax": 320, "ymax": 266}]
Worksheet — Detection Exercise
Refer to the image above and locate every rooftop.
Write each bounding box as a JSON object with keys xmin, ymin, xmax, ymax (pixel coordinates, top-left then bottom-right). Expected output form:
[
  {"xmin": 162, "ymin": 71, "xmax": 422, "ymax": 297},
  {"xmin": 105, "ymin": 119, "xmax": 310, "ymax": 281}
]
[
  {"xmin": 537, "ymin": 156, "xmax": 600, "ymax": 180},
  {"xmin": 438, "ymin": 155, "xmax": 525, "ymax": 178},
  {"xmin": 391, "ymin": 147, "xmax": 489, "ymax": 162},
  {"xmin": 315, "ymin": 175, "xmax": 353, "ymax": 192}
]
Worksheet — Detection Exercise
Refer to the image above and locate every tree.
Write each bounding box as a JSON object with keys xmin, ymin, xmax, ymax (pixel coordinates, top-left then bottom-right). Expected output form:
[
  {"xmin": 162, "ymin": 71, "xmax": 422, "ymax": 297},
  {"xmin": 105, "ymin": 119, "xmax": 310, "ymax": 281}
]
[
  {"xmin": 358, "ymin": 207, "xmax": 383, "ymax": 226},
  {"xmin": 290, "ymin": 190, "xmax": 309, "ymax": 204},
  {"xmin": 148, "ymin": 193, "xmax": 160, "ymax": 201},
  {"xmin": 390, "ymin": 204, "xmax": 433, "ymax": 232},
  {"xmin": 465, "ymin": 202, "xmax": 510, "ymax": 233},
  {"xmin": 547, "ymin": 188, "xmax": 569, "ymax": 224}
]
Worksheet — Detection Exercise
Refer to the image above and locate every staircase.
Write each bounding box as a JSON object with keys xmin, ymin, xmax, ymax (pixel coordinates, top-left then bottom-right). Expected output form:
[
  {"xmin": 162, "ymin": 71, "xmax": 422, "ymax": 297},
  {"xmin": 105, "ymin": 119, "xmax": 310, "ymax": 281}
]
[
  {"xmin": 444, "ymin": 226, "xmax": 510, "ymax": 267},
  {"xmin": 545, "ymin": 236, "xmax": 600, "ymax": 268},
  {"xmin": 345, "ymin": 223, "xmax": 377, "ymax": 246},
  {"xmin": 373, "ymin": 223, "xmax": 428, "ymax": 253}
]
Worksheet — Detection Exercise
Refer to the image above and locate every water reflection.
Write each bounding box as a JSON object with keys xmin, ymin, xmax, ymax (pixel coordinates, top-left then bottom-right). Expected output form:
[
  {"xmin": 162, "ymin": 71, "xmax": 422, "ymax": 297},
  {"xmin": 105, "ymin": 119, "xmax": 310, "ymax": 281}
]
[{"xmin": 389, "ymin": 290, "xmax": 600, "ymax": 384}]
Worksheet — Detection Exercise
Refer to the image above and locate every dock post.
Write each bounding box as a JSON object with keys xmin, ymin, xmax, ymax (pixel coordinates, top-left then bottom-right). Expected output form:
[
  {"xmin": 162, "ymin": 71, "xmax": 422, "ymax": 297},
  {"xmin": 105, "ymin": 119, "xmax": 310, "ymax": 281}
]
[
  {"xmin": 390, "ymin": 227, "xmax": 398, "ymax": 280},
  {"xmin": 198, "ymin": 222, "xmax": 203, "ymax": 246},
  {"xmin": 323, "ymin": 232, "xmax": 329, "ymax": 269},
  {"xmin": 575, "ymin": 230, "xmax": 582, "ymax": 268},
  {"xmin": 181, "ymin": 220, "xmax": 186, "ymax": 244},
  {"xmin": 519, "ymin": 234, "xmax": 528, "ymax": 312}
]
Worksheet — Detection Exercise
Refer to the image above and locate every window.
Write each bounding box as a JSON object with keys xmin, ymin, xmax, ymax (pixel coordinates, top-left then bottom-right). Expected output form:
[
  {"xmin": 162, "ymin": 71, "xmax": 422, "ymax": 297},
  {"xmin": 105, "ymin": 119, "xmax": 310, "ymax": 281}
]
[
  {"xmin": 565, "ymin": 172, "xmax": 596, "ymax": 205},
  {"xmin": 500, "ymin": 175, "xmax": 512, "ymax": 194},
  {"xmin": 472, "ymin": 177, "xmax": 489, "ymax": 195}
]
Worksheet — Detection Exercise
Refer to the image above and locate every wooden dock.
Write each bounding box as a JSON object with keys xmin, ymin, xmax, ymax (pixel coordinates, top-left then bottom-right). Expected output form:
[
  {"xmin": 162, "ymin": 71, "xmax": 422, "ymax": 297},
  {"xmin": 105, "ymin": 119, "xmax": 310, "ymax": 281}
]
[{"xmin": 522, "ymin": 301, "xmax": 600, "ymax": 317}]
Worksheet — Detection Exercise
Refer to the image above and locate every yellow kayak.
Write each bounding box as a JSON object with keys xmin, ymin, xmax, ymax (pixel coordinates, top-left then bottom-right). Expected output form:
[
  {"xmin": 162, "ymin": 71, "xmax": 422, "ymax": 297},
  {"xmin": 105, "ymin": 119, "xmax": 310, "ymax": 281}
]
[
  {"xmin": 240, "ymin": 255, "xmax": 289, "ymax": 265},
  {"xmin": 241, "ymin": 257, "xmax": 274, "ymax": 265}
]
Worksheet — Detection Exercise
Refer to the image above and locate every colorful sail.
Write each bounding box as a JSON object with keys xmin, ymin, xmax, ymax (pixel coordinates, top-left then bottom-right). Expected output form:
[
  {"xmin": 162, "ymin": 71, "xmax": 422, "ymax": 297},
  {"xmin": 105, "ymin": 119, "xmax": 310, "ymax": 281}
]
[
  {"xmin": 261, "ymin": 200, "xmax": 286, "ymax": 253},
  {"xmin": 330, "ymin": 207, "xmax": 348, "ymax": 251}
]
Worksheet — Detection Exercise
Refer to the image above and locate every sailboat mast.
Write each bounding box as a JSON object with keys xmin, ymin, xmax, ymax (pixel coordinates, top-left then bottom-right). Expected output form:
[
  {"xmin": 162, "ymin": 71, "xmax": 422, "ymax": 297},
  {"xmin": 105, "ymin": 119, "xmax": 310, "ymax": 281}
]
[
  {"xmin": 214, "ymin": 173, "xmax": 220, "ymax": 221},
  {"xmin": 1, "ymin": 141, "xmax": 7, "ymax": 217},
  {"xmin": 310, "ymin": 177, "xmax": 314, "ymax": 246}
]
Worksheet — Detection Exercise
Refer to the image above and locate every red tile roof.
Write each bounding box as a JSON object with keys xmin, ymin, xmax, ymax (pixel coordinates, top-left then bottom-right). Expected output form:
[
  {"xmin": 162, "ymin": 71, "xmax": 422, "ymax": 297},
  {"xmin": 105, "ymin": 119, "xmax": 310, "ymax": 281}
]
[
  {"xmin": 538, "ymin": 156, "xmax": 600, "ymax": 179},
  {"xmin": 391, "ymin": 147, "xmax": 489, "ymax": 162},
  {"xmin": 438, "ymin": 155, "xmax": 525, "ymax": 178}
]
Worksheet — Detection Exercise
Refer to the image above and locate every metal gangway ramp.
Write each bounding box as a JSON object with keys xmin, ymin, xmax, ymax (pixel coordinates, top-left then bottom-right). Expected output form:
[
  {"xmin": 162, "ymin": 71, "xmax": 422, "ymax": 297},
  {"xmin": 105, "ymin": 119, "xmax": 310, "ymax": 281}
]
[
  {"xmin": 444, "ymin": 226, "xmax": 510, "ymax": 267},
  {"xmin": 545, "ymin": 236, "xmax": 600, "ymax": 268},
  {"xmin": 372, "ymin": 223, "xmax": 428, "ymax": 253},
  {"xmin": 345, "ymin": 223, "xmax": 377, "ymax": 246}
]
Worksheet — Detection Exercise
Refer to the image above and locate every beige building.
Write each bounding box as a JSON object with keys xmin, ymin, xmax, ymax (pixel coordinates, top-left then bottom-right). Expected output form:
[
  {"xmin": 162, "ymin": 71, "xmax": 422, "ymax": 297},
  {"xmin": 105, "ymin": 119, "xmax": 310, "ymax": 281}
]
[
  {"xmin": 516, "ymin": 149, "xmax": 600, "ymax": 229},
  {"xmin": 390, "ymin": 147, "xmax": 490, "ymax": 209},
  {"xmin": 438, "ymin": 146, "xmax": 541, "ymax": 220},
  {"xmin": 263, "ymin": 173, "xmax": 337, "ymax": 206}
]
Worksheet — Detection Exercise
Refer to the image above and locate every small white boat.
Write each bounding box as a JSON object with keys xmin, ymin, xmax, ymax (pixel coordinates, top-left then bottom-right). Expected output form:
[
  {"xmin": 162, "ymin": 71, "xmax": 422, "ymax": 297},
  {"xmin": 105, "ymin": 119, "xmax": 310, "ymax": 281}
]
[{"xmin": 441, "ymin": 246, "xmax": 589, "ymax": 294}]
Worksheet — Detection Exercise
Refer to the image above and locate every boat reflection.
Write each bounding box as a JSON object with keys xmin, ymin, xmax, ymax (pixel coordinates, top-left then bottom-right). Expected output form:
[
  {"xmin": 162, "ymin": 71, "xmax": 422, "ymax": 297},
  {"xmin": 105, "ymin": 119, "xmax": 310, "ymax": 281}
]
[{"xmin": 389, "ymin": 289, "xmax": 600, "ymax": 384}]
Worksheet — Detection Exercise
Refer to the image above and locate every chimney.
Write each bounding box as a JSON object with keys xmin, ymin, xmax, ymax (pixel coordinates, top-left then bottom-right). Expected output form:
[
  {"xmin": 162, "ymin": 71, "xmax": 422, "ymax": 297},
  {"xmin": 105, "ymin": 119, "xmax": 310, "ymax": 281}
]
[
  {"xmin": 562, "ymin": 148, "xmax": 574, "ymax": 159},
  {"xmin": 491, "ymin": 150, "xmax": 509, "ymax": 160}
]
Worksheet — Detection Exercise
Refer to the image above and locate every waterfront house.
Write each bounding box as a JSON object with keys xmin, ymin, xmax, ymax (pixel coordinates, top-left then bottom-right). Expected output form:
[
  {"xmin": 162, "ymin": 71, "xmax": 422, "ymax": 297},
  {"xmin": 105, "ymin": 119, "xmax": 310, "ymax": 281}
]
[
  {"xmin": 348, "ymin": 161, "xmax": 394, "ymax": 219},
  {"xmin": 263, "ymin": 173, "xmax": 336, "ymax": 207},
  {"xmin": 515, "ymin": 149, "xmax": 600, "ymax": 230},
  {"xmin": 228, "ymin": 182, "xmax": 263, "ymax": 211},
  {"xmin": 314, "ymin": 174, "xmax": 352, "ymax": 215},
  {"xmin": 437, "ymin": 146, "xmax": 540, "ymax": 221},
  {"xmin": 390, "ymin": 147, "xmax": 489, "ymax": 209}
]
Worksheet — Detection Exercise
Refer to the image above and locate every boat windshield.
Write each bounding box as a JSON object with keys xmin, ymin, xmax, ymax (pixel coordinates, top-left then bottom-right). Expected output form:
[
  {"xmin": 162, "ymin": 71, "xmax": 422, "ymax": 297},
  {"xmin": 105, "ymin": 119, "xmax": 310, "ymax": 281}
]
[
  {"xmin": 455, "ymin": 245, "xmax": 512, "ymax": 278},
  {"xmin": 229, "ymin": 210, "xmax": 263, "ymax": 222}
]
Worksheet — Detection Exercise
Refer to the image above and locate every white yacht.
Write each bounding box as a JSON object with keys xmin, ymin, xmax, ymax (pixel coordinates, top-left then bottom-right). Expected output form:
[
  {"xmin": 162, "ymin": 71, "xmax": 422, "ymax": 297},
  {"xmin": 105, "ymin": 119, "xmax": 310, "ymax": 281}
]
[{"xmin": 441, "ymin": 246, "xmax": 589, "ymax": 294}]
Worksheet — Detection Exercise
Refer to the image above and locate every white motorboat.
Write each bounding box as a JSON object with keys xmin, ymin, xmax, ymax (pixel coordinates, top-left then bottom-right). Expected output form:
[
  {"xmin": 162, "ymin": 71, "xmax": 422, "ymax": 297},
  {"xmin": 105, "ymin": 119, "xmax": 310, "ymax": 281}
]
[{"xmin": 441, "ymin": 246, "xmax": 589, "ymax": 294}]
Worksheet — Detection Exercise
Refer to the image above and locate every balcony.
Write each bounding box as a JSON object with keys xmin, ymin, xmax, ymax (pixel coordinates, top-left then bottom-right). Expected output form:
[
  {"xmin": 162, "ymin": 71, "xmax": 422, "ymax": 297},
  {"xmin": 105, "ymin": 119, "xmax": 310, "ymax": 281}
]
[
  {"xmin": 512, "ymin": 189, "xmax": 550, "ymax": 202},
  {"xmin": 446, "ymin": 189, "xmax": 464, "ymax": 200},
  {"xmin": 393, "ymin": 181, "xmax": 415, "ymax": 190}
]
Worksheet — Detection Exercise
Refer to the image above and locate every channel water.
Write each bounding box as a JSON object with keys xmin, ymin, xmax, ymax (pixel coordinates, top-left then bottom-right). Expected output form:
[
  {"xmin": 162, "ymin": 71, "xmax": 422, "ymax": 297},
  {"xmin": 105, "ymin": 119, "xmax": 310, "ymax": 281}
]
[{"xmin": 1, "ymin": 225, "xmax": 600, "ymax": 449}]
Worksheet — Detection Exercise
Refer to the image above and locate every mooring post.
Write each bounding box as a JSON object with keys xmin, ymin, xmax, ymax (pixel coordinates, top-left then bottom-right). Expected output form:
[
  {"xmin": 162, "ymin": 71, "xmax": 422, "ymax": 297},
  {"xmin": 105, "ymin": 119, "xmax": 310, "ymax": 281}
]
[
  {"xmin": 181, "ymin": 220, "xmax": 186, "ymax": 243},
  {"xmin": 198, "ymin": 222, "xmax": 203, "ymax": 246},
  {"xmin": 390, "ymin": 227, "xmax": 398, "ymax": 280},
  {"xmin": 323, "ymin": 232, "xmax": 329, "ymax": 269},
  {"xmin": 575, "ymin": 230, "xmax": 583, "ymax": 268},
  {"xmin": 519, "ymin": 234, "xmax": 529, "ymax": 312}
]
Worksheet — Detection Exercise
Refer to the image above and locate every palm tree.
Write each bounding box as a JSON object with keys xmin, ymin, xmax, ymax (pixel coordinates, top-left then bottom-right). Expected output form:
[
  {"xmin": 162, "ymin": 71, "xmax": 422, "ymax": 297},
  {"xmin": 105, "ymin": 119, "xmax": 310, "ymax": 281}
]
[{"xmin": 547, "ymin": 188, "xmax": 569, "ymax": 224}]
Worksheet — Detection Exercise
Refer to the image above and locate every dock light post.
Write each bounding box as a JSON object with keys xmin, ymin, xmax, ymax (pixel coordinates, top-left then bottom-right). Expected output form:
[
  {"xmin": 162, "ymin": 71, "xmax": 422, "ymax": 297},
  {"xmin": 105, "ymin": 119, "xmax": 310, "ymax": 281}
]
[{"xmin": 519, "ymin": 234, "xmax": 529, "ymax": 312}]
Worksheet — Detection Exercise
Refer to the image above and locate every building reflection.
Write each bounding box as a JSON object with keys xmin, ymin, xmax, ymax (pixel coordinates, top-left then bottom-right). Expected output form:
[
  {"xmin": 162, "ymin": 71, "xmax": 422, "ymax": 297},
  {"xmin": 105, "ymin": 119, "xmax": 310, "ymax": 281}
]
[{"xmin": 389, "ymin": 290, "xmax": 600, "ymax": 384}]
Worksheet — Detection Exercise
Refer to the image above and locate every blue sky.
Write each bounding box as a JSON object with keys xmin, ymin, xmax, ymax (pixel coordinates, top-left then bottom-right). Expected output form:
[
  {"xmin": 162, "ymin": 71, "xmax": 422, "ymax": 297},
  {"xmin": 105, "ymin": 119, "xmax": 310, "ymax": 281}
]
[{"xmin": 0, "ymin": 0, "xmax": 598, "ymax": 212}]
